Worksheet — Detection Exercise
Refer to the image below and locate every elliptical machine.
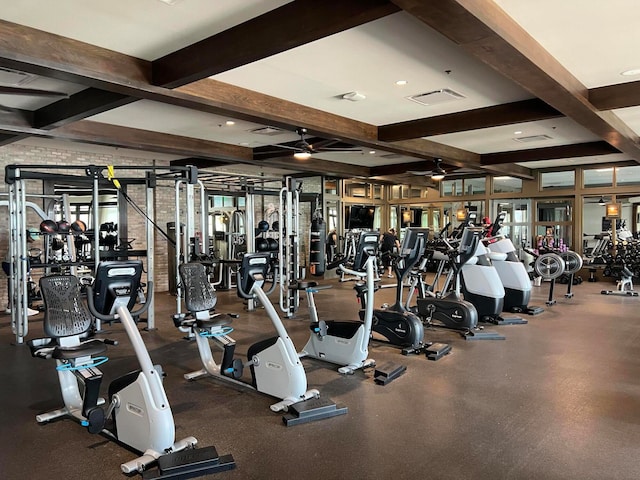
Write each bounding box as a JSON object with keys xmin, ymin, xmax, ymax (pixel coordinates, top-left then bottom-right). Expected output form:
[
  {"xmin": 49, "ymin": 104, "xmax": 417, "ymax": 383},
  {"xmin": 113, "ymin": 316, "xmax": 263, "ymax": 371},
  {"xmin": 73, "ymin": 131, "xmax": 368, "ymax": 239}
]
[
  {"xmin": 455, "ymin": 213, "xmax": 527, "ymax": 325},
  {"xmin": 483, "ymin": 213, "xmax": 544, "ymax": 315},
  {"xmin": 298, "ymin": 231, "xmax": 379, "ymax": 374},
  {"xmin": 29, "ymin": 265, "xmax": 234, "ymax": 477},
  {"xmin": 174, "ymin": 254, "xmax": 346, "ymax": 425},
  {"xmin": 367, "ymin": 227, "xmax": 453, "ymax": 358},
  {"xmin": 410, "ymin": 228, "xmax": 505, "ymax": 340},
  {"xmin": 370, "ymin": 228, "xmax": 426, "ymax": 348}
]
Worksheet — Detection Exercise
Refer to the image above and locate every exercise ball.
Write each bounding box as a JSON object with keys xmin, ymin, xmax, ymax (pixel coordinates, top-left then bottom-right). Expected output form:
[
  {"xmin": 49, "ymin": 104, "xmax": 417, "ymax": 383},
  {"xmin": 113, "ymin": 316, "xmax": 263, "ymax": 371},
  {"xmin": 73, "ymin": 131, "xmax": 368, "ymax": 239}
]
[
  {"xmin": 40, "ymin": 219, "xmax": 58, "ymax": 234},
  {"xmin": 257, "ymin": 220, "xmax": 269, "ymax": 233}
]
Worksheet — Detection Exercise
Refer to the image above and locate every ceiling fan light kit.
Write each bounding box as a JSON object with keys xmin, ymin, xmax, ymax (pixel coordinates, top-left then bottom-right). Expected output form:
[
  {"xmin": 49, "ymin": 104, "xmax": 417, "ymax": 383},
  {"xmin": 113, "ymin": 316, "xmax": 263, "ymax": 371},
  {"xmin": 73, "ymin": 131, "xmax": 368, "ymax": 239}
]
[
  {"xmin": 293, "ymin": 151, "xmax": 311, "ymax": 160},
  {"xmin": 430, "ymin": 157, "xmax": 446, "ymax": 180}
]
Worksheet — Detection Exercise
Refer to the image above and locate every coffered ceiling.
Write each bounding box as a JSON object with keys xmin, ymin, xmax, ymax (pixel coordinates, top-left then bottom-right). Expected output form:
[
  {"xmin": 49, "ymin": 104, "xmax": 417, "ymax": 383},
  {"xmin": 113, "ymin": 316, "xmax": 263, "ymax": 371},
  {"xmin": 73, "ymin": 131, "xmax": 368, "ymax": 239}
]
[{"xmin": 0, "ymin": 0, "xmax": 638, "ymax": 186}]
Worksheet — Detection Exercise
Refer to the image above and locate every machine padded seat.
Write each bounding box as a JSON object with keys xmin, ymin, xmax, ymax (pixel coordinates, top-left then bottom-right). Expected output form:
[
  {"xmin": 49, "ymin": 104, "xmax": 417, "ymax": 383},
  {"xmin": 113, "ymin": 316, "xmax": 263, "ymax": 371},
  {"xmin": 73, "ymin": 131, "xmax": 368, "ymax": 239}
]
[
  {"xmin": 52, "ymin": 340, "xmax": 108, "ymax": 360},
  {"xmin": 195, "ymin": 316, "xmax": 233, "ymax": 329},
  {"xmin": 291, "ymin": 281, "xmax": 318, "ymax": 290}
]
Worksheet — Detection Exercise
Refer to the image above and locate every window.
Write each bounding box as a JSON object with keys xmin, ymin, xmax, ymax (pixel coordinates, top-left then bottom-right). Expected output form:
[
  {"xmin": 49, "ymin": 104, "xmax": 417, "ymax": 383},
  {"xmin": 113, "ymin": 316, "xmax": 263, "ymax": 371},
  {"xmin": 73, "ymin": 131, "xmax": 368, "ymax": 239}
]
[
  {"xmin": 615, "ymin": 165, "xmax": 640, "ymax": 186},
  {"xmin": 493, "ymin": 176, "xmax": 522, "ymax": 194},
  {"xmin": 441, "ymin": 179, "xmax": 463, "ymax": 196},
  {"xmin": 584, "ymin": 168, "xmax": 613, "ymax": 188},
  {"xmin": 464, "ymin": 177, "xmax": 486, "ymax": 195},
  {"xmin": 344, "ymin": 182, "xmax": 369, "ymax": 198},
  {"xmin": 541, "ymin": 170, "xmax": 575, "ymax": 190}
]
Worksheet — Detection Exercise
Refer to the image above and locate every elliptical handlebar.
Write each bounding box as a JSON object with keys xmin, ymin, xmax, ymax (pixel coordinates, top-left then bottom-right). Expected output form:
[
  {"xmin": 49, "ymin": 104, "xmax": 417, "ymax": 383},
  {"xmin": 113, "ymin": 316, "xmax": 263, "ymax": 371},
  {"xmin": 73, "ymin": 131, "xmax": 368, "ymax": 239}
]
[
  {"xmin": 339, "ymin": 251, "xmax": 374, "ymax": 278},
  {"xmin": 87, "ymin": 281, "xmax": 154, "ymax": 322}
]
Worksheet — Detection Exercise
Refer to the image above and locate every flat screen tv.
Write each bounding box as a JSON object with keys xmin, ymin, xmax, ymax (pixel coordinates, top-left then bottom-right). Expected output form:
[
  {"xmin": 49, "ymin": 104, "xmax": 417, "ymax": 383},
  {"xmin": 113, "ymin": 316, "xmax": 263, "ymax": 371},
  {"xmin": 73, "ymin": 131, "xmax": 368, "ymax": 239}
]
[{"xmin": 347, "ymin": 205, "xmax": 375, "ymax": 230}]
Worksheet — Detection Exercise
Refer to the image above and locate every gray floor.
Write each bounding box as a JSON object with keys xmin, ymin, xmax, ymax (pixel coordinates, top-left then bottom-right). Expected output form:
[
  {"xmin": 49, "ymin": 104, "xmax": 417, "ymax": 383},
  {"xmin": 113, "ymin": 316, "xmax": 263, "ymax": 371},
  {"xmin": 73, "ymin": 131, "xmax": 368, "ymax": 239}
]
[{"xmin": 1, "ymin": 275, "xmax": 639, "ymax": 480}]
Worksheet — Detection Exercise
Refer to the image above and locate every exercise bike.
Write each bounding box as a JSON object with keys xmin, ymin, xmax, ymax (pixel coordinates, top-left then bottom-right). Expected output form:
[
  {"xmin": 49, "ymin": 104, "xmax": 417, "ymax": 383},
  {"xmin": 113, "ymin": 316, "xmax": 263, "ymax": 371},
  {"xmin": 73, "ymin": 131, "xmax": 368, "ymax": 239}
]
[
  {"xmin": 174, "ymin": 254, "xmax": 346, "ymax": 426},
  {"xmin": 297, "ymin": 231, "xmax": 379, "ymax": 374},
  {"xmin": 28, "ymin": 266, "xmax": 234, "ymax": 477},
  {"xmin": 410, "ymin": 227, "xmax": 505, "ymax": 341}
]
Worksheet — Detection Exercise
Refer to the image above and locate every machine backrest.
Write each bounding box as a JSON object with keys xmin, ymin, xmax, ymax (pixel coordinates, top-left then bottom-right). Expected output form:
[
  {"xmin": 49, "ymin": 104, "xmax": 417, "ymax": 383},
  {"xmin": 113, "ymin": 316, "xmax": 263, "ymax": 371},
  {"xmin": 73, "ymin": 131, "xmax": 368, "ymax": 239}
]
[
  {"xmin": 237, "ymin": 252, "xmax": 270, "ymax": 299},
  {"xmin": 40, "ymin": 275, "xmax": 93, "ymax": 338},
  {"xmin": 93, "ymin": 260, "xmax": 143, "ymax": 315},
  {"xmin": 353, "ymin": 231, "xmax": 379, "ymax": 272},
  {"xmin": 179, "ymin": 262, "xmax": 218, "ymax": 312},
  {"xmin": 458, "ymin": 227, "xmax": 482, "ymax": 264}
]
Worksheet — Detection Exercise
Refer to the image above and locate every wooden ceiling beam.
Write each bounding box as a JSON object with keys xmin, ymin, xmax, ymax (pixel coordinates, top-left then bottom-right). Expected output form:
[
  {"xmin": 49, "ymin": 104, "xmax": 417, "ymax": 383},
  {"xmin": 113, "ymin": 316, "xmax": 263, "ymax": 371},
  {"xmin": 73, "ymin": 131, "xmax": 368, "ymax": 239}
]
[
  {"xmin": 379, "ymin": 98, "xmax": 562, "ymax": 141},
  {"xmin": 482, "ymin": 141, "xmax": 621, "ymax": 166},
  {"xmin": 48, "ymin": 121, "xmax": 255, "ymax": 162},
  {"xmin": 153, "ymin": 0, "xmax": 400, "ymax": 88},
  {"xmin": 0, "ymin": 15, "xmax": 534, "ymax": 179},
  {"xmin": 589, "ymin": 81, "xmax": 640, "ymax": 111},
  {"xmin": 393, "ymin": 0, "xmax": 640, "ymax": 163},
  {"xmin": 33, "ymin": 88, "xmax": 133, "ymax": 129}
]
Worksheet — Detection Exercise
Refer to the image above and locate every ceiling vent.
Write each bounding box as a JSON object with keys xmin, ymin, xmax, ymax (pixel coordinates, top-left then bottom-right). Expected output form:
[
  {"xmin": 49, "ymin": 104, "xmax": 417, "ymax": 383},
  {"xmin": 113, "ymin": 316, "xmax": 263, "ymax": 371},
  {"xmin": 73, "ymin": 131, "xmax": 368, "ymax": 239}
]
[
  {"xmin": 249, "ymin": 126, "xmax": 286, "ymax": 136},
  {"xmin": 0, "ymin": 67, "xmax": 36, "ymax": 86},
  {"xmin": 406, "ymin": 88, "xmax": 465, "ymax": 106},
  {"xmin": 513, "ymin": 134, "xmax": 553, "ymax": 143},
  {"xmin": 380, "ymin": 153, "xmax": 403, "ymax": 159}
]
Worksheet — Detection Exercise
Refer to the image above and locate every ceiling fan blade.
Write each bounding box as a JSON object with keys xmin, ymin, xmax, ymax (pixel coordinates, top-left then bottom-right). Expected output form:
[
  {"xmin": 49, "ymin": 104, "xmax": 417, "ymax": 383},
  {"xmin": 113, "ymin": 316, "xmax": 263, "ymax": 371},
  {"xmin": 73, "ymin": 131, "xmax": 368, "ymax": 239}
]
[
  {"xmin": 315, "ymin": 147, "xmax": 362, "ymax": 153},
  {"xmin": 0, "ymin": 86, "xmax": 70, "ymax": 98}
]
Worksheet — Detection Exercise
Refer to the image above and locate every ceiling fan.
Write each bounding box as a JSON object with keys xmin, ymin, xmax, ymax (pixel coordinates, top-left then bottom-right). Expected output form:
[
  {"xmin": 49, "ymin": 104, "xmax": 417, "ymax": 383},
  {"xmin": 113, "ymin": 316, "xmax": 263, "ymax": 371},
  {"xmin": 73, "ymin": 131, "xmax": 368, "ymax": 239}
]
[
  {"xmin": 255, "ymin": 127, "xmax": 362, "ymax": 160},
  {"xmin": 407, "ymin": 158, "xmax": 448, "ymax": 180}
]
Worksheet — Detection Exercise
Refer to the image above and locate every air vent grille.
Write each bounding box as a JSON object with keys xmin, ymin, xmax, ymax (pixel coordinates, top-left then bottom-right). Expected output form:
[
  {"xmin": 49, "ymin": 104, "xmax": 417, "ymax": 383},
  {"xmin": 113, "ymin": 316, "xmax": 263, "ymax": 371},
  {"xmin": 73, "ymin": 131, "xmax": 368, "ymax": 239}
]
[
  {"xmin": 513, "ymin": 134, "xmax": 553, "ymax": 143},
  {"xmin": 407, "ymin": 88, "xmax": 465, "ymax": 106},
  {"xmin": 249, "ymin": 126, "xmax": 286, "ymax": 136},
  {"xmin": 380, "ymin": 153, "xmax": 403, "ymax": 159}
]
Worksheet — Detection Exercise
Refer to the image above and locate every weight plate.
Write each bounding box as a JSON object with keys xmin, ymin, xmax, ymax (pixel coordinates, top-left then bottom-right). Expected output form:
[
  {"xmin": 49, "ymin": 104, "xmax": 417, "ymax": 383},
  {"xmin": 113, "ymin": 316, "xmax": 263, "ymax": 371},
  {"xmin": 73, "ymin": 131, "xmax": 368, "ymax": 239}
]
[
  {"xmin": 534, "ymin": 252, "xmax": 566, "ymax": 280},
  {"xmin": 560, "ymin": 250, "xmax": 583, "ymax": 275}
]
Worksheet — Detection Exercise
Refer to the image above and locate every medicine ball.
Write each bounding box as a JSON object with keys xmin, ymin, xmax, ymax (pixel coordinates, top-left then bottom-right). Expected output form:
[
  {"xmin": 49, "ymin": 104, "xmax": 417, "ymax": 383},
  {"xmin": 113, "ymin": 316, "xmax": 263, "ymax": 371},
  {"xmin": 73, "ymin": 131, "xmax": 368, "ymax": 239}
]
[
  {"xmin": 40, "ymin": 219, "xmax": 58, "ymax": 234},
  {"xmin": 271, "ymin": 221, "xmax": 279, "ymax": 232},
  {"xmin": 257, "ymin": 220, "xmax": 269, "ymax": 233},
  {"xmin": 256, "ymin": 238, "xmax": 269, "ymax": 252},
  {"xmin": 57, "ymin": 220, "xmax": 71, "ymax": 233},
  {"xmin": 71, "ymin": 219, "xmax": 87, "ymax": 233},
  {"xmin": 267, "ymin": 238, "xmax": 279, "ymax": 251}
]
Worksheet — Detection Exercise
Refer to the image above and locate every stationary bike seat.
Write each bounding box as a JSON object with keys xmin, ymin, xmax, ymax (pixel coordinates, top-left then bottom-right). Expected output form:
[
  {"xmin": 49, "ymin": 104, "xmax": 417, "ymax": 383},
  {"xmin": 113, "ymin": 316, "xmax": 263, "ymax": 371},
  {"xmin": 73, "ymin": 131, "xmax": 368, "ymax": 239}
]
[
  {"xmin": 290, "ymin": 281, "xmax": 318, "ymax": 290},
  {"xmin": 196, "ymin": 315, "xmax": 234, "ymax": 329},
  {"xmin": 488, "ymin": 252, "xmax": 508, "ymax": 262},
  {"xmin": 52, "ymin": 339, "xmax": 108, "ymax": 360}
]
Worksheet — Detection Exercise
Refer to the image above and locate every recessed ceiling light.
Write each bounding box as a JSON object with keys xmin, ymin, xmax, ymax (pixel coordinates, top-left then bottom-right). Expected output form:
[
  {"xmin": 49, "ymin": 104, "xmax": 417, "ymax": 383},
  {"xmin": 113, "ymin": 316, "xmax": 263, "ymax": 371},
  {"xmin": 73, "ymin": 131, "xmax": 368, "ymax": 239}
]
[
  {"xmin": 395, "ymin": 80, "xmax": 408, "ymax": 86},
  {"xmin": 514, "ymin": 130, "xmax": 522, "ymax": 135},
  {"xmin": 369, "ymin": 150, "xmax": 376, "ymax": 155},
  {"xmin": 225, "ymin": 120, "xmax": 235, "ymax": 126},
  {"xmin": 621, "ymin": 68, "xmax": 640, "ymax": 76}
]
